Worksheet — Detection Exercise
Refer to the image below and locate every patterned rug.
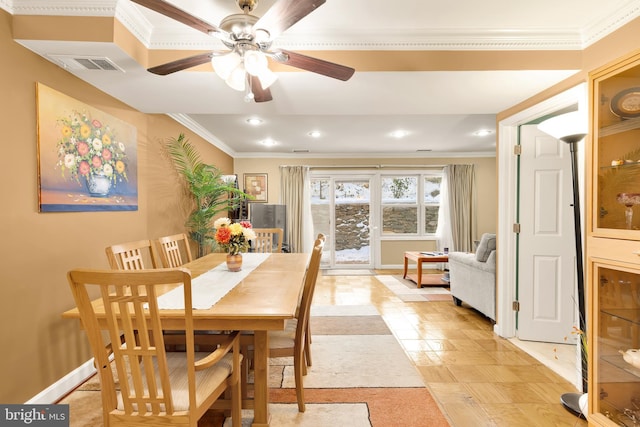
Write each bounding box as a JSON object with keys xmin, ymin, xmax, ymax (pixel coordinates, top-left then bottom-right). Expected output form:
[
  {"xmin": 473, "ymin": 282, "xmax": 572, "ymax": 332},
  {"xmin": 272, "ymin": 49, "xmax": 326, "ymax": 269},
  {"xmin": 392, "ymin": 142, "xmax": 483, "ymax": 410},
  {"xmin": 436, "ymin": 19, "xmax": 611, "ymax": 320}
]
[
  {"xmin": 61, "ymin": 305, "xmax": 450, "ymax": 427},
  {"xmin": 374, "ymin": 275, "xmax": 452, "ymax": 302}
]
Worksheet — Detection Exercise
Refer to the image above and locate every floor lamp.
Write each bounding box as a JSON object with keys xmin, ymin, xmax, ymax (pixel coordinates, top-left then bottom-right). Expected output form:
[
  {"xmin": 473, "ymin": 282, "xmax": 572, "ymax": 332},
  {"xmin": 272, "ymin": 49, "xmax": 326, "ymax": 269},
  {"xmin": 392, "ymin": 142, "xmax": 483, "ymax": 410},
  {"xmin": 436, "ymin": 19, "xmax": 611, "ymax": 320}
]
[{"xmin": 538, "ymin": 111, "xmax": 588, "ymax": 417}]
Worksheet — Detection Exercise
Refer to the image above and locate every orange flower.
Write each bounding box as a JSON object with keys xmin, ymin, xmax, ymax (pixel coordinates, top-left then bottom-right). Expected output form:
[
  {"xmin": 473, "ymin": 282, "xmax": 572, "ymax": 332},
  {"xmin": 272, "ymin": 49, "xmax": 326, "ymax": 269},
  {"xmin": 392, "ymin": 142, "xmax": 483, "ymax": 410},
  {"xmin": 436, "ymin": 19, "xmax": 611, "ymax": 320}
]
[{"xmin": 215, "ymin": 227, "xmax": 231, "ymax": 244}]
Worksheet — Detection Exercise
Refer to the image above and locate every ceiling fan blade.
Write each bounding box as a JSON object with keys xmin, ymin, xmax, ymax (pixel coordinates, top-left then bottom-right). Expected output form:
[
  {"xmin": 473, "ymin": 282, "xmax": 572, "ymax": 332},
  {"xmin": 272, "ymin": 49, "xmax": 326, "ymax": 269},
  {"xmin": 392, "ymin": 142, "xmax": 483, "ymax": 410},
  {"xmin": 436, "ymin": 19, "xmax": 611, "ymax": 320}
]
[
  {"xmin": 275, "ymin": 50, "xmax": 355, "ymax": 81},
  {"xmin": 255, "ymin": 0, "xmax": 326, "ymax": 40},
  {"xmin": 131, "ymin": 0, "xmax": 220, "ymax": 35},
  {"xmin": 250, "ymin": 76, "xmax": 273, "ymax": 102},
  {"xmin": 148, "ymin": 52, "xmax": 213, "ymax": 75}
]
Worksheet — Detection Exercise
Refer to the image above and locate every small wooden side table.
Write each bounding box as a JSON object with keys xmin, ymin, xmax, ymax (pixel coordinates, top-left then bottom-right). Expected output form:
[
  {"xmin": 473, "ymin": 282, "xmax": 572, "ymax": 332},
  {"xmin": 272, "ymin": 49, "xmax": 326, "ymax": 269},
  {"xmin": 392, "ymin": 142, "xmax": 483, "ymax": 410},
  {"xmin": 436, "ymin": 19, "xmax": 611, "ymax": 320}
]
[{"xmin": 403, "ymin": 251, "xmax": 449, "ymax": 288}]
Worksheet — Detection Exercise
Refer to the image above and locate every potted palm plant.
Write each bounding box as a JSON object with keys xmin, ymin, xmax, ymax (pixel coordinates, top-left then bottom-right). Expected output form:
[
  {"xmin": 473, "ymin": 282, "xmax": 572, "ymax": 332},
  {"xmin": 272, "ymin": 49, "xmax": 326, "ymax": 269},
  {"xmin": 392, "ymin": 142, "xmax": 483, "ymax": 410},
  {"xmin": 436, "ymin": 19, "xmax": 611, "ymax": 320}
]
[{"xmin": 166, "ymin": 133, "xmax": 250, "ymax": 257}]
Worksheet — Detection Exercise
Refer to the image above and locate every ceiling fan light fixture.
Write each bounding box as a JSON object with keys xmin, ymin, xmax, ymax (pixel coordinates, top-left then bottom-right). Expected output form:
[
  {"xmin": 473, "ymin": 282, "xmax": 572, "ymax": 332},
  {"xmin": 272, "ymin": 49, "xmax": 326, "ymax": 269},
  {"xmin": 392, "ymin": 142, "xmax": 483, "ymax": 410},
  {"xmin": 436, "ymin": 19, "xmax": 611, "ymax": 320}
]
[
  {"xmin": 257, "ymin": 67, "xmax": 278, "ymax": 89},
  {"xmin": 226, "ymin": 64, "xmax": 246, "ymax": 91},
  {"xmin": 212, "ymin": 52, "xmax": 242, "ymax": 80},
  {"xmin": 244, "ymin": 50, "xmax": 268, "ymax": 76}
]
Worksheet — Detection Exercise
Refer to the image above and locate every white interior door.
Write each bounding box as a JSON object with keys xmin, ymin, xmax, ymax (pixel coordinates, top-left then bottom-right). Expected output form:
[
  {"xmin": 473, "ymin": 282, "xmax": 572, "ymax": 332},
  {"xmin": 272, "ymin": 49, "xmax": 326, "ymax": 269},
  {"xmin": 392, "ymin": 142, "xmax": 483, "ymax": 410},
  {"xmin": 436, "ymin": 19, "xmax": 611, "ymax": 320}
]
[{"xmin": 517, "ymin": 125, "xmax": 576, "ymax": 344}]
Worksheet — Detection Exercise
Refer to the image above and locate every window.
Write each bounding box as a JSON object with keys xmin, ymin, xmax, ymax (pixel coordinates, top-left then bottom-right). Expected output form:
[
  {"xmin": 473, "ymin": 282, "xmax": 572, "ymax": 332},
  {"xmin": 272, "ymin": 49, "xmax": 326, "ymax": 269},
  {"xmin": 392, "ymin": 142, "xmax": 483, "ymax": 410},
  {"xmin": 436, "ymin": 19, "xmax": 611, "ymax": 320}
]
[
  {"xmin": 381, "ymin": 173, "xmax": 442, "ymax": 236},
  {"xmin": 423, "ymin": 175, "xmax": 442, "ymax": 234}
]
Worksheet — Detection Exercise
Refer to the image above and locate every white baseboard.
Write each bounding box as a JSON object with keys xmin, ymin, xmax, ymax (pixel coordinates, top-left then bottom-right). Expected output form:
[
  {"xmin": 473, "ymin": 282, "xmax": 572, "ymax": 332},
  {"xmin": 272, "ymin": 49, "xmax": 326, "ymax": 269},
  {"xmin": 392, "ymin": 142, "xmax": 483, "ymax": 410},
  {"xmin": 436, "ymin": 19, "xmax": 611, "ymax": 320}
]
[{"xmin": 27, "ymin": 359, "xmax": 96, "ymax": 404}]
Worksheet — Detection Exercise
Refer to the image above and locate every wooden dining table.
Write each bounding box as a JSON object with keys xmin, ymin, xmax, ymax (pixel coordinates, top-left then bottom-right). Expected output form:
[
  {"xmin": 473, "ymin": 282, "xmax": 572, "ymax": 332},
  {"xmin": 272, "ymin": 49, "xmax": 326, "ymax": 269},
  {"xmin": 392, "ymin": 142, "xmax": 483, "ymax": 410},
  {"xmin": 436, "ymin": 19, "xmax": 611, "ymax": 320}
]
[{"xmin": 62, "ymin": 251, "xmax": 310, "ymax": 427}]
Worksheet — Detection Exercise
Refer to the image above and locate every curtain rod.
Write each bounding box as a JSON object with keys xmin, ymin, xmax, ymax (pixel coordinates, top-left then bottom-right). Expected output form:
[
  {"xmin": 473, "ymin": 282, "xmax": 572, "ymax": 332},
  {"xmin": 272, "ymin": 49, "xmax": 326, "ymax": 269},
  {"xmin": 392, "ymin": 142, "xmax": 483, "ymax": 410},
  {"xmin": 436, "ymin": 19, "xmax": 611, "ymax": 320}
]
[{"xmin": 280, "ymin": 164, "xmax": 446, "ymax": 169}]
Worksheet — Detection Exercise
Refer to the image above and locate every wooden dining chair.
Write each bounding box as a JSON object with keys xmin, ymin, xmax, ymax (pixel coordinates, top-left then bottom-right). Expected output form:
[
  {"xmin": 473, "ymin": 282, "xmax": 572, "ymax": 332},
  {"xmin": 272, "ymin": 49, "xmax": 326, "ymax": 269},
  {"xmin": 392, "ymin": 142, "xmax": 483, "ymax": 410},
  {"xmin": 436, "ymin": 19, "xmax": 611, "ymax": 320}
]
[
  {"xmin": 273, "ymin": 238, "xmax": 324, "ymax": 412},
  {"xmin": 105, "ymin": 239, "xmax": 160, "ymax": 270},
  {"xmin": 67, "ymin": 268, "xmax": 243, "ymax": 427},
  {"xmin": 304, "ymin": 233, "xmax": 327, "ymax": 367},
  {"xmin": 251, "ymin": 228, "xmax": 284, "ymax": 253},
  {"xmin": 157, "ymin": 233, "xmax": 193, "ymax": 268},
  {"xmin": 241, "ymin": 238, "xmax": 325, "ymax": 412}
]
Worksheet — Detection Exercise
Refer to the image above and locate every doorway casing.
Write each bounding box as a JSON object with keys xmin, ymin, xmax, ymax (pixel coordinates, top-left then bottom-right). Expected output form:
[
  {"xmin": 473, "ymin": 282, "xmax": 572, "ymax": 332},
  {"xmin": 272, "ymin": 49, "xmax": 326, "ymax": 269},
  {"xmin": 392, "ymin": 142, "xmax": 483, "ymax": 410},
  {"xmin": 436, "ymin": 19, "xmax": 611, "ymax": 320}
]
[{"xmin": 495, "ymin": 83, "xmax": 587, "ymax": 338}]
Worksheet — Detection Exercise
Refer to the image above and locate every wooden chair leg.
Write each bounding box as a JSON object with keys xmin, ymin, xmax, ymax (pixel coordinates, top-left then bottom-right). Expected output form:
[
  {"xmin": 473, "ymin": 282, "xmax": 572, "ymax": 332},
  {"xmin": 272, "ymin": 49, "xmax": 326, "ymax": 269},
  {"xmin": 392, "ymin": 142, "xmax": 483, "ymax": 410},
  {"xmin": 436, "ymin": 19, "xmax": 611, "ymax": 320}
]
[
  {"xmin": 304, "ymin": 332, "xmax": 312, "ymax": 368},
  {"xmin": 240, "ymin": 344, "xmax": 250, "ymax": 400},
  {"xmin": 294, "ymin": 351, "xmax": 306, "ymax": 412},
  {"xmin": 231, "ymin": 372, "xmax": 242, "ymax": 427}
]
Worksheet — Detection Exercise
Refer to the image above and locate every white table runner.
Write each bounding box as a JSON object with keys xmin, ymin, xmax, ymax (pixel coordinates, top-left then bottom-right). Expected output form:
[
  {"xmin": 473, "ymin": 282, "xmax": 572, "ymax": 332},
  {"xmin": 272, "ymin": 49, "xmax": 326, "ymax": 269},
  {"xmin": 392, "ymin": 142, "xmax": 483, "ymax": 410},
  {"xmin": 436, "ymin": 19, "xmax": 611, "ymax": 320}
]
[{"xmin": 157, "ymin": 253, "xmax": 271, "ymax": 310}]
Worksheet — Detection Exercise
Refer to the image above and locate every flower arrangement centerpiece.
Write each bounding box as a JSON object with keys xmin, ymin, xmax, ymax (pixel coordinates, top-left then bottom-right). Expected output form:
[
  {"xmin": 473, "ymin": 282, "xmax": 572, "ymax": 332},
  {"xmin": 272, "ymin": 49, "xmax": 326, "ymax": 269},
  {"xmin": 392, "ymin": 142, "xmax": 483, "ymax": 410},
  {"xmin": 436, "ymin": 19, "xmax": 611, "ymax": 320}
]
[
  {"xmin": 213, "ymin": 218, "xmax": 255, "ymax": 271},
  {"xmin": 56, "ymin": 110, "xmax": 128, "ymax": 196}
]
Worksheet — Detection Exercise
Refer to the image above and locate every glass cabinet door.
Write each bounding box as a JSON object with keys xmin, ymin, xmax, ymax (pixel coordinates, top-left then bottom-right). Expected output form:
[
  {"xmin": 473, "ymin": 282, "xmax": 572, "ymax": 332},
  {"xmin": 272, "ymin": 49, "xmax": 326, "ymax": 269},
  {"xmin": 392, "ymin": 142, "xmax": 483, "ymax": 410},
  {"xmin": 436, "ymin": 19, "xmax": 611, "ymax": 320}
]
[
  {"xmin": 592, "ymin": 57, "xmax": 640, "ymax": 236},
  {"xmin": 592, "ymin": 263, "xmax": 640, "ymax": 425}
]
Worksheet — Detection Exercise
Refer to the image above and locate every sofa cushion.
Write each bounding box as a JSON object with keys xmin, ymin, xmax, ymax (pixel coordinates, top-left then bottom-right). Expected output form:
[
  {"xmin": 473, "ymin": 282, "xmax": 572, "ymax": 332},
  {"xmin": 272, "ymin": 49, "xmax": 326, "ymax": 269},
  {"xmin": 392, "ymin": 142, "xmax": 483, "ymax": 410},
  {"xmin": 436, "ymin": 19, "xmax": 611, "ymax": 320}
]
[{"xmin": 475, "ymin": 233, "xmax": 496, "ymax": 262}]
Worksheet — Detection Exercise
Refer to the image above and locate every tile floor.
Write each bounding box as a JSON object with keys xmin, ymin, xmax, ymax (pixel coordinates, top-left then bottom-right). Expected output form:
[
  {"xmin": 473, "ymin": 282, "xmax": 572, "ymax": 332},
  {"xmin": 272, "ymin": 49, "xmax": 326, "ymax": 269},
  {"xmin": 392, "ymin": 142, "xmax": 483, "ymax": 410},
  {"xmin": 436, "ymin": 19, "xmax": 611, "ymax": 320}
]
[{"xmin": 314, "ymin": 270, "xmax": 588, "ymax": 427}]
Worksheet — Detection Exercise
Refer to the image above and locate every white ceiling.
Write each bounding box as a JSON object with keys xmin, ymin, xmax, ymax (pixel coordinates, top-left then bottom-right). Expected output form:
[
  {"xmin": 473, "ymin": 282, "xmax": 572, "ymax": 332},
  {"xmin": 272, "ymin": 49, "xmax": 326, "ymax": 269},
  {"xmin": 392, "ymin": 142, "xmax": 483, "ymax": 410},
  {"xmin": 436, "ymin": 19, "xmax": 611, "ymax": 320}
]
[{"xmin": 5, "ymin": 0, "xmax": 640, "ymax": 157}]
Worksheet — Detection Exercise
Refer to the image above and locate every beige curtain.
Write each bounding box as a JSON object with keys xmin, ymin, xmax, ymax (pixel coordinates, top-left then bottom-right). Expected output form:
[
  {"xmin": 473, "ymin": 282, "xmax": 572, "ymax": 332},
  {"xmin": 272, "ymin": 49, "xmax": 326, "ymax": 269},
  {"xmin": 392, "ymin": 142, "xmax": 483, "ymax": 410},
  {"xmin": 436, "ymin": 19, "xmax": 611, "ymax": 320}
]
[
  {"xmin": 279, "ymin": 166, "xmax": 313, "ymax": 253},
  {"xmin": 444, "ymin": 164, "xmax": 477, "ymax": 252}
]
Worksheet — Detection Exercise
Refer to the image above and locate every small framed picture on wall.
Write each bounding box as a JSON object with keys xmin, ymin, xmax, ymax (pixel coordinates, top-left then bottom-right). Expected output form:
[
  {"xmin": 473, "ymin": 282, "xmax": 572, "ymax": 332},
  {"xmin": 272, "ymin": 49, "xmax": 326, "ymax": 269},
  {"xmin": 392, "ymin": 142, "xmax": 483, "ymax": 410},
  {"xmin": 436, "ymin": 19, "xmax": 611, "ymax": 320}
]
[{"xmin": 243, "ymin": 173, "xmax": 268, "ymax": 202}]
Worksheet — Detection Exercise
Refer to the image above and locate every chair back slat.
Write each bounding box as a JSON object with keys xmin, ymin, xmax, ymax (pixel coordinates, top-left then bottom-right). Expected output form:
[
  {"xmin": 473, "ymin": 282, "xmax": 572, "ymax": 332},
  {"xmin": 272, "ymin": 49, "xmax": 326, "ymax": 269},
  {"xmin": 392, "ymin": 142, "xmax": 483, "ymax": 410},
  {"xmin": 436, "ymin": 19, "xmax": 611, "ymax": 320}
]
[
  {"xmin": 106, "ymin": 239, "xmax": 159, "ymax": 270},
  {"xmin": 157, "ymin": 233, "xmax": 193, "ymax": 267},
  {"xmin": 252, "ymin": 228, "xmax": 284, "ymax": 253}
]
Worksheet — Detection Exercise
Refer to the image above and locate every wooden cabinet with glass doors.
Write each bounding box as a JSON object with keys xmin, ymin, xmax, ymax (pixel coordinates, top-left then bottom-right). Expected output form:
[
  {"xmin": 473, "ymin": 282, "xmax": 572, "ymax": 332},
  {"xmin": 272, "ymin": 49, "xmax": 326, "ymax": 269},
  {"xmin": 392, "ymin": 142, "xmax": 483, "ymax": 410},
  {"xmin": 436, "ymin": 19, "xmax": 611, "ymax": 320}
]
[{"xmin": 587, "ymin": 49, "xmax": 640, "ymax": 426}]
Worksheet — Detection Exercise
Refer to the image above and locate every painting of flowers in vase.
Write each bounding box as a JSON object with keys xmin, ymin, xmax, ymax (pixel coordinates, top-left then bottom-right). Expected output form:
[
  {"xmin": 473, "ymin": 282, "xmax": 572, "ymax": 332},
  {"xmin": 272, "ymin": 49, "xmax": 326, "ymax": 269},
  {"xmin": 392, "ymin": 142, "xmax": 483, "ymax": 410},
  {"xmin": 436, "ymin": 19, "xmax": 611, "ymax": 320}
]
[{"xmin": 36, "ymin": 83, "xmax": 138, "ymax": 212}]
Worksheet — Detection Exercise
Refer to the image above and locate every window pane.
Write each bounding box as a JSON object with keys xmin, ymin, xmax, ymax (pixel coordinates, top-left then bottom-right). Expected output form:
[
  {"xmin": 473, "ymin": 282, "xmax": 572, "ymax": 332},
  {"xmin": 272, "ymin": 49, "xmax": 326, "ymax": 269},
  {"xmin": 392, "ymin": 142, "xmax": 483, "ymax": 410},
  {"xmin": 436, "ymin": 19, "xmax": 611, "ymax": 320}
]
[
  {"xmin": 335, "ymin": 180, "xmax": 370, "ymax": 202},
  {"xmin": 311, "ymin": 178, "xmax": 330, "ymax": 202},
  {"xmin": 382, "ymin": 176, "xmax": 417, "ymax": 203},
  {"xmin": 424, "ymin": 206, "xmax": 439, "ymax": 234},
  {"xmin": 311, "ymin": 178, "xmax": 331, "ymax": 265},
  {"xmin": 424, "ymin": 176, "xmax": 442, "ymax": 203},
  {"xmin": 335, "ymin": 180, "xmax": 370, "ymax": 265},
  {"xmin": 383, "ymin": 206, "xmax": 418, "ymax": 233}
]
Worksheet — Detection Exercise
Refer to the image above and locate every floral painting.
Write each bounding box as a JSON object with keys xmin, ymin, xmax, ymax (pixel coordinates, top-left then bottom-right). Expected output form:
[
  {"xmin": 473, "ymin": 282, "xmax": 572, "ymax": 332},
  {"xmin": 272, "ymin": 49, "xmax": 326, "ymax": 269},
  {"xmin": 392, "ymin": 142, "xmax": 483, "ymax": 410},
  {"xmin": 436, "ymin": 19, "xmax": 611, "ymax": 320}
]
[{"xmin": 36, "ymin": 83, "xmax": 138, "ymax": 212}]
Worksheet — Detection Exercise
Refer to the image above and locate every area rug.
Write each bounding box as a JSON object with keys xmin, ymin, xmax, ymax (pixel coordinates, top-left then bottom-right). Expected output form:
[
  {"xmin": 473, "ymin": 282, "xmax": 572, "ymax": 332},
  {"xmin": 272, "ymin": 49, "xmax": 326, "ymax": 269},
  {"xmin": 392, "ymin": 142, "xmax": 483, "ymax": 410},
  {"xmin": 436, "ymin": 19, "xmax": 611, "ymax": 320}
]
[
  {"xmin": 61, "ymin": 305, "xmax": 449, "ymax": 427},
  {"xmin": 224, "ymin": 388, "xmax": 449, "ymax": 427},
  {"xmin": 374, "ymin": 275, "xmax": 452, "ymax": 302}
]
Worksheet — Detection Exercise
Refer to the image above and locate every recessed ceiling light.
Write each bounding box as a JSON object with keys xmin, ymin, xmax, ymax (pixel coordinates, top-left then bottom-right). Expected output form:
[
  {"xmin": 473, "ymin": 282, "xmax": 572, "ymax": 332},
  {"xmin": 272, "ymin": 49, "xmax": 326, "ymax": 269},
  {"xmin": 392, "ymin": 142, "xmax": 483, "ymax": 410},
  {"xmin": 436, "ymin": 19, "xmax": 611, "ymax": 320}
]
[
  {"xmin": 390, "ymin": 130, "xmax": 409, "ymax": 138},
  {"xmin": 473, "ymin": 129, "xmax": 493, "ymax": 137},
  {"xmin": 260, "ymin": 138, "xmax": 277, "ymax": 146},
  {"xmin": 308, "ymin": 130, "xmax": 321, "ymax": 138},
  {"xmin": 246, "ymin": 117, "xmax": 263, "ymax": 126}
]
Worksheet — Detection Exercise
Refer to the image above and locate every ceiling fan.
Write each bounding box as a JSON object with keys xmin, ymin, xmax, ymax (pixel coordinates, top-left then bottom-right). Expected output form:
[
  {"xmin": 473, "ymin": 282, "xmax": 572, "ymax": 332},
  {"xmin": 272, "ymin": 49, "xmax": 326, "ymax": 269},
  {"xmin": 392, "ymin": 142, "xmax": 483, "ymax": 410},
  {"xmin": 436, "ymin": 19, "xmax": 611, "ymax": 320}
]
[{"xmin": 131, "ymin": 0, "xmax": 356, "ymax": 102}]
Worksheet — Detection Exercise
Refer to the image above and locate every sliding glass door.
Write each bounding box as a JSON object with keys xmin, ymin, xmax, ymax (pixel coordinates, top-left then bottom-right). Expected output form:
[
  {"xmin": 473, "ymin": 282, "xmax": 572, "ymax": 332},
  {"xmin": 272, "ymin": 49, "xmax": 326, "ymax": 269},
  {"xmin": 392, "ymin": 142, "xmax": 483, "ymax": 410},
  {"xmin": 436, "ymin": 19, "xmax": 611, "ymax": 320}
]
[{"xmin": 311, "ymin": 175, "xmax": 374, "ymax": 269}]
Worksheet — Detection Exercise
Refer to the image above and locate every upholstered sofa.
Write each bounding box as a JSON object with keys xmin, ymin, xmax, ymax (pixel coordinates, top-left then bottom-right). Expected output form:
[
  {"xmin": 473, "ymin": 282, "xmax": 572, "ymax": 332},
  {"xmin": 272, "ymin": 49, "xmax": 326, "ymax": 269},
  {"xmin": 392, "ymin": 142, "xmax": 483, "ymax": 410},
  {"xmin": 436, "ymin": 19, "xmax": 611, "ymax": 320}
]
[{"xmin": 448, "ymin": 233, "xmax": 496, "ymax": 321}]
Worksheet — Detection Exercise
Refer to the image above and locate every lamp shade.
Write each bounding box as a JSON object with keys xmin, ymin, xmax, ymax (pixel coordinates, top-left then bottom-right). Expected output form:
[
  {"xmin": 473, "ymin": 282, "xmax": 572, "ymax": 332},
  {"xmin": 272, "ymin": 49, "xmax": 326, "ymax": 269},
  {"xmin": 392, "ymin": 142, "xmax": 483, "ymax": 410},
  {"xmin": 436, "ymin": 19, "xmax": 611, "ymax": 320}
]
[
  {"xmin": 244, "ymin": 50, "xmax": 268, "ymax": 76},
  {"xmin": 257, "ymin": 67, "xmax": 278, "ymax": 89},
  {"xmin": 226, "ymin": 64, "xmax": 246, "ymax": 91},
  {"xmin": 538, "ymin": 111, "xmax": 587, "ymax": 142},
  {"xmin": 212, "ymin": 52, "xmax": 242, "ymax": 80}
]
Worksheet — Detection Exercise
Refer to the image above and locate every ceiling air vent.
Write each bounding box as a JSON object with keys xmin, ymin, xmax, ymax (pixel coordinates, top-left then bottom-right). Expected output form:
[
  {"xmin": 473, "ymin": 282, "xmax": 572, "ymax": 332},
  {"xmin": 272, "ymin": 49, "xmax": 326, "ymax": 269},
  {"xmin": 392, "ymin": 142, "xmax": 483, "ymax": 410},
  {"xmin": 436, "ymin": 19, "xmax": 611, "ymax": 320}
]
[
  {"xmin": 293, "ymin": 149, "xmax": 310, "ymax": 153},
  {"xmin": 47, "ymin": 55, "xmax": 124, "ymax": 72}
]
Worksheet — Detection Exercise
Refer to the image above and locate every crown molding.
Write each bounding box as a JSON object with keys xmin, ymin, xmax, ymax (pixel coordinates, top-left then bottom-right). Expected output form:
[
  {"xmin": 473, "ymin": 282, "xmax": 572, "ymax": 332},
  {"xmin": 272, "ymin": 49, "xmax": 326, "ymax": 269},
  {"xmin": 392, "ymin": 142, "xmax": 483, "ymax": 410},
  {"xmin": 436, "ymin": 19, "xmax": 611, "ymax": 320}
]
[
  {"xmin": 6, "ymin": 0, "xmax": 116, "ymax": 16},
  {"xmin": 582, "ymin": 0, "xmax": 640, "ymax": 47},
  {"xmin": 3, "ymin": 0, "xmax": 640, "ymax": 51},
  {"xmin": 168, "ymin": 113, "xmax": 237, "ymax": 157}
]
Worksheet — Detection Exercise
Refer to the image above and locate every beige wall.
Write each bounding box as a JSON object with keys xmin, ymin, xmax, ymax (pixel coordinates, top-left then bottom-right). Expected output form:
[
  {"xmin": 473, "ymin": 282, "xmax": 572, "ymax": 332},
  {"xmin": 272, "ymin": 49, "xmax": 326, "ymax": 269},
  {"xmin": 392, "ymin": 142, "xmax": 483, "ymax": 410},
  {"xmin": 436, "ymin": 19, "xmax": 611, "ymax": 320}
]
[
  {"xmin": 3, "ymin": 6, "xmax": 640, "ymax": 405},
  {"xmin": 0, "ymin": 9, "xmax": 233, "ymax": 403},
  {"xmin": 235, "ymin": 156, "xmax": 497, "ymax": 265}
]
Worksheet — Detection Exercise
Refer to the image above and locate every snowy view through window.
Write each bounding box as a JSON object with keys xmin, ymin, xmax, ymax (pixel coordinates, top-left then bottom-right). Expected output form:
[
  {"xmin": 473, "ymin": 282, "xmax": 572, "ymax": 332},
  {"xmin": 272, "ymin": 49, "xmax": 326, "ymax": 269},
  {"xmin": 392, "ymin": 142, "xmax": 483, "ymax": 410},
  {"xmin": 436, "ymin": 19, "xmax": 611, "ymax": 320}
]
[{"xmin": 311, "ymin": 175, "xmax": 441, "ymax": 265}]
